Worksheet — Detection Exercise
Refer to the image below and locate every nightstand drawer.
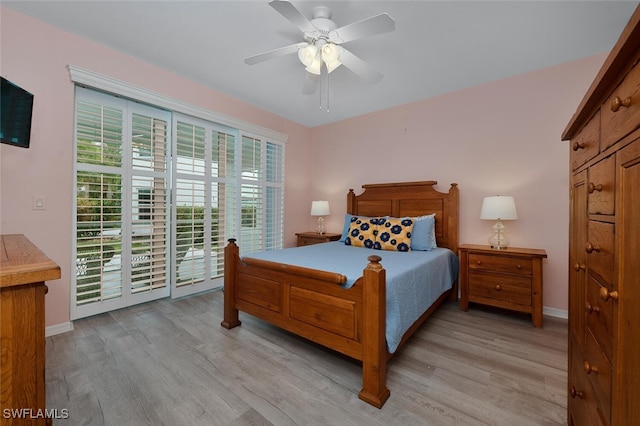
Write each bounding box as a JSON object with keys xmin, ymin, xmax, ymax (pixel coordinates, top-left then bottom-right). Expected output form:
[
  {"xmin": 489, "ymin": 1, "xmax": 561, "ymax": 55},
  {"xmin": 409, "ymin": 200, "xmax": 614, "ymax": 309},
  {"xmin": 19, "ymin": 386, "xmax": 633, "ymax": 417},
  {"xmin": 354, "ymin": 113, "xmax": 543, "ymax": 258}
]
[
  {"xmin": 298, "ymin": 235, "xmax": 322, "ymax": 246},
  {"xmin": 468, "ymin": 273, "xmax": 532, "ymax": 307},
  {"xmin": 468, "ymin": 253, "xmax": 532, "ymax": 276}
]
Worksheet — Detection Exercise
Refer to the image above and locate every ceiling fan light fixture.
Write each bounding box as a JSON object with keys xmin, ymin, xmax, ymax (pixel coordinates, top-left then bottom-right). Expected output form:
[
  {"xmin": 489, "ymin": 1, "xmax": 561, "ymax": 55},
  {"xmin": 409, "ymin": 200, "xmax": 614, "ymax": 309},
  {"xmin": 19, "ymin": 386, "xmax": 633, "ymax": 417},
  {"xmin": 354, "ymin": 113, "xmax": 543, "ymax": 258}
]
[
  {"xmin": 305, "ymin": 56, "xmax": 322, "ymax": 75},
  {"xmin": 321, "ymin": 43, "xmax": 341, "ymax": 73},
  {"xmin": 321, "ymin": 43, "xmax": 339, "ymax": 62},
  {"xmin": 297, "ymin": 44, "xmax": 317, "ymax": 67}
]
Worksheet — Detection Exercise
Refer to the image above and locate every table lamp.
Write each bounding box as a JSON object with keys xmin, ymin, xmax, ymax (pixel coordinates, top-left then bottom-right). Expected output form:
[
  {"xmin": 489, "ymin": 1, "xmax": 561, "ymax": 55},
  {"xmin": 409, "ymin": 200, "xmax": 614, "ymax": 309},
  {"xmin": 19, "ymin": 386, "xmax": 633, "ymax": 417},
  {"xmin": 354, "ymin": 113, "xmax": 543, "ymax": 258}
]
[
  {"xmin": 480, "ymin": 195, "xmax": 518, "ymax": 249},
  {"xmin": 310, "ymin": 200, "xmax": 330, "ymax": 235}
]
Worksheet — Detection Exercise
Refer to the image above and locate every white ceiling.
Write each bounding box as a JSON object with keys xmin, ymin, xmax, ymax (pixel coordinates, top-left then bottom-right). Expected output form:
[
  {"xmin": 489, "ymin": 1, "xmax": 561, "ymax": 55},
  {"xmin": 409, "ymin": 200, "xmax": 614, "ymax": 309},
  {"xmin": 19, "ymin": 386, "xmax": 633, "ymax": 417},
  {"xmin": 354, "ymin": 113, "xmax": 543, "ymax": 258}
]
[{"xmin": 4, "ymin": 1, "xmax": 639, "ymax": 127}]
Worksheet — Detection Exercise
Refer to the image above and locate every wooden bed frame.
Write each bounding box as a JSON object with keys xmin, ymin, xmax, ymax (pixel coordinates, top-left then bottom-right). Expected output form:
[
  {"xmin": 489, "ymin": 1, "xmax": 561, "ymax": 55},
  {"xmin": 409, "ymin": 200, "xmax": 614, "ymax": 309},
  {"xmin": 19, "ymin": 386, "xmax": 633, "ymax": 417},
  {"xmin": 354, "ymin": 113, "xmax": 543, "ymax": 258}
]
[{"xmin": 221, "ymin": 181, "xmax": 459, "ymax": 408}]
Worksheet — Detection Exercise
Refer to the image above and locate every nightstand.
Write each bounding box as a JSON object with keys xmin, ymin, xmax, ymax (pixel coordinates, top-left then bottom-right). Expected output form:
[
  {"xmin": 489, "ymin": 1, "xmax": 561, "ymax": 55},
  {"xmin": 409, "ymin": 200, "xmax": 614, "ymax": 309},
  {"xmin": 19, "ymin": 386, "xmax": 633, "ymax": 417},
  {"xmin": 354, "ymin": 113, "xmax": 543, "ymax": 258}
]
[
  {"xmin": 296, "ymin": 232, "xmax": 341, "ymax": 247},
  {"xmin": 459, "ymin": 244, "xmax": 547, "ymax": 327}
]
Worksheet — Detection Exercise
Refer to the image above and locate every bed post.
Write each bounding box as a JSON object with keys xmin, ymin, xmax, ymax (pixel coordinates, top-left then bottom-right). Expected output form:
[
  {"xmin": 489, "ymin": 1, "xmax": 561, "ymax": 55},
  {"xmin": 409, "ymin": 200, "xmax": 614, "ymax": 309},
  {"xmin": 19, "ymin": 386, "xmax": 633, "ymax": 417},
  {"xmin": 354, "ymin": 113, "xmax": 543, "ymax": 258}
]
[
  {"xmin": 347, "ymin": 188, "xmax": 356, "ymax": 215},
  {"xmin": 221, "ymin": 239, "xmax": 241, "ymax": 329},
  {"xmin": 448, "ymin": 183, "xmax": 460, "ymax": 301},
  {"xmin": 358, "ymin": 255, "xmax": 391, "ymax": 408}
]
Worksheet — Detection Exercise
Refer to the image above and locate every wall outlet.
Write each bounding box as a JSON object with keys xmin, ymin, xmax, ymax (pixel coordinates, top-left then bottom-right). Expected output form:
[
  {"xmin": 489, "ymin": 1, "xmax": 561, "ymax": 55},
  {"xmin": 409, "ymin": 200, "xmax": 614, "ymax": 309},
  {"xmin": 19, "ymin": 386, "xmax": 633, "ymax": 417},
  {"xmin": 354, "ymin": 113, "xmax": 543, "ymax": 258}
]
[{"xmin": 33, "ymin": 196, "xmax": 46, "ymax": 210}]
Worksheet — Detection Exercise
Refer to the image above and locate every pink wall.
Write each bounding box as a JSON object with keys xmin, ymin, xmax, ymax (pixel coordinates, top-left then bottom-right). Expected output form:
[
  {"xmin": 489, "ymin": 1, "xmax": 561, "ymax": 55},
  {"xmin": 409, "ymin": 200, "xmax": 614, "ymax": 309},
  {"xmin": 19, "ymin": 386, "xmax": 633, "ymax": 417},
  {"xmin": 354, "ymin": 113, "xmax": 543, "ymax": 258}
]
[
  {"xmin": 1, "ymin": 6, "xmax": 607, "ymax": 329},
  {"xmin": 0, "ymin": 7, "xmax": 311, "ymax": 329},
  {"xmin": 309, "ymin": 53, "xmax": 607, "ymax": 313}
]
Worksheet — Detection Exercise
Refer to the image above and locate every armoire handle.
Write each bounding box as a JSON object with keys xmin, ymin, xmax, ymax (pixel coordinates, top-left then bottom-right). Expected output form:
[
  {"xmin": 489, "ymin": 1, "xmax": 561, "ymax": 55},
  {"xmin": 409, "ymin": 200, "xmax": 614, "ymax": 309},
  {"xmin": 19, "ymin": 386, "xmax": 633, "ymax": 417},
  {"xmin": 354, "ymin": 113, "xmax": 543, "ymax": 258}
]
[
  {"xmin": 600, "ymin": 287, "xmax": 619, "ymax": 302},
  {"xmin": 610, "ymin": 96, "xmax": 632, "ymax": 112},
  {"xmin": 585, "ymin": 242, "xmax": 600, "ymax": 254},
  {"xmin": 587, "ymin": 182, "xmax": 603, "ymax": 193},
  {"xmin": 583, "ymin": 361, "xmax": 599, "ymax": 374}
]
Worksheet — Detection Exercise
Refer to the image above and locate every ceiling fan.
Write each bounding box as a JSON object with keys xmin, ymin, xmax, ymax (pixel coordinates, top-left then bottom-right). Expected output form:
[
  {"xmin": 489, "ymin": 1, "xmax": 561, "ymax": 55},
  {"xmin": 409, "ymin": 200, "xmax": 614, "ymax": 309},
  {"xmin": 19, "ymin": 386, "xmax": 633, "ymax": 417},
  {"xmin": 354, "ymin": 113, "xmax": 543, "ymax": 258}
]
[{"xmin": 245, "ymin": 1, "xmax": 396, "ymax": 97}]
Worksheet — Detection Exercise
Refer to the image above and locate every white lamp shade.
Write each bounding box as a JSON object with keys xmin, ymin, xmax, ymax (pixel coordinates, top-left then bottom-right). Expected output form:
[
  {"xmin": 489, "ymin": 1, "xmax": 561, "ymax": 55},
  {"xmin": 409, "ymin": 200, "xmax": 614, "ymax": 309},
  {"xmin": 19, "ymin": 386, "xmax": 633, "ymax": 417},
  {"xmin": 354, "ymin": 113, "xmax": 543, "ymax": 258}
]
[
  {"xmin": 310, "ymin": 200, "xmax": 330, "ymax": 216},
  {"xmin": 480, "ymin": 196, "xmax": 518, "ymax": 220}
]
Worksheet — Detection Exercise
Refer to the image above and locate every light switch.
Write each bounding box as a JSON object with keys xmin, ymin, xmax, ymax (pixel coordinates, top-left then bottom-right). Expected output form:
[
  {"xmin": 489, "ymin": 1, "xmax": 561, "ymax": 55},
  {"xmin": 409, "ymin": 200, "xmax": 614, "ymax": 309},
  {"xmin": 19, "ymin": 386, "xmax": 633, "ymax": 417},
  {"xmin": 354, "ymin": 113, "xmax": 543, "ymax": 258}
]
[{"xmin": 33, "ymin": 196, "xmax": 46, "ymax": 210}]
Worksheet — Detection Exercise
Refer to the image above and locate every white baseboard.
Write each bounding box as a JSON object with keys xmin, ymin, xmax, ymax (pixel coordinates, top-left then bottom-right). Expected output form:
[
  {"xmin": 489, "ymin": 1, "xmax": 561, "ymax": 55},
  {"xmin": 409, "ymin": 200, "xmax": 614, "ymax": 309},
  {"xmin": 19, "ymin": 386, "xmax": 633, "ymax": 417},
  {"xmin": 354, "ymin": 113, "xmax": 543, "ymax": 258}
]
[
  {"xmin": 45, "ymin": 321, "xmax": 74, "ymax": 337},
  {"xmin": 543, "ymin": 306, "xmax": 568, "ymax": 320}
]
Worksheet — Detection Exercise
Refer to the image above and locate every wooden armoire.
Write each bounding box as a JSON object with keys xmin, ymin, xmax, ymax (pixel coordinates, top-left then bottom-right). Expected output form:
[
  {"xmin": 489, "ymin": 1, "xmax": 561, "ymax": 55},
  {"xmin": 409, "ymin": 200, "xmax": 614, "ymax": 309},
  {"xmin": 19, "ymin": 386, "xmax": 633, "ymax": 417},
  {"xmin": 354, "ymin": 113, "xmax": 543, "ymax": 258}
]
[{"xmin": 562, "ymin": 6, "xmax": 640, "ymax": 426}]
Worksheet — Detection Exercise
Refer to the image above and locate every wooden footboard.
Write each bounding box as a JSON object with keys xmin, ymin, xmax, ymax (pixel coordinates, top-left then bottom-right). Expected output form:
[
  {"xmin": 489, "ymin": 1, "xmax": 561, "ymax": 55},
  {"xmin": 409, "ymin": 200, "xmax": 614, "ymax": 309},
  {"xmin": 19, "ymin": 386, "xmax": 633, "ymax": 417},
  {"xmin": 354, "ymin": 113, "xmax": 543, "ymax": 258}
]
[{"xmin": 221, "ymin": 238, "xmax": 390, "ymax": 407}]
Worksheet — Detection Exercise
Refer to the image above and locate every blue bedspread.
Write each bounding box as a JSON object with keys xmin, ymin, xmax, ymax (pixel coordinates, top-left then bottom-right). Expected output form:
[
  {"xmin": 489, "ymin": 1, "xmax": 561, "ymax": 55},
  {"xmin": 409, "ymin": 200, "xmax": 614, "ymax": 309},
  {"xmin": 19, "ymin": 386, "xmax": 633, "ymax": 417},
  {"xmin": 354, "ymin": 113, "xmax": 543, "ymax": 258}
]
[{"xmin": 243, "ymin": 242, "xmax": 459, "ymax": 353}]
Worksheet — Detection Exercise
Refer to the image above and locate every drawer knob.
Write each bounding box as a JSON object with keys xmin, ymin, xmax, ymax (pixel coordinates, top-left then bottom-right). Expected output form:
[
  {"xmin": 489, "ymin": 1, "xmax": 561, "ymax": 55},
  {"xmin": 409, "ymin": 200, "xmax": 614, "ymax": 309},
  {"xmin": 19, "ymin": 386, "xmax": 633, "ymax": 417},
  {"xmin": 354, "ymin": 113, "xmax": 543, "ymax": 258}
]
[
  {"xmin": 600, "ymin": 287, "xmax": 619, "ymax": 302},
  {"xmin": 572, "ymin": 141, "xmax": 585, "ymax": 151},
  {"xmin": 585, "ymin": 302, "xmax": 600, "ymax": 314},
  {"xmin": 570, "ymin": 386, "xmax": 585, "ymax": 399},
  {"xmin": 587, "ymin": 182, "xmax": 603, "ymax": 193},
  {"xmin": 495, "ymin": 284, "xmax": 502, "ymax": 291},
  {"xmin": 610, "ymin": 95, "xmax": 632, "ymax": 112},
  {"xmin": 583, "ymin": 361, "xmax": 598, "ymax": 374},
  {"xmin": 573, "ymin": 263, "xmax": 586, "ymax": 271},
  {"xmin": 476, "ymin": 260, "xmax": 481, "ymax": 265},
  {"xmin": 585, "ymin": 242, "xmax": 600, "ymax": 253},
  {"xmin": 516, "ymin": 264, "xmax": 522, "ymax": 269}
]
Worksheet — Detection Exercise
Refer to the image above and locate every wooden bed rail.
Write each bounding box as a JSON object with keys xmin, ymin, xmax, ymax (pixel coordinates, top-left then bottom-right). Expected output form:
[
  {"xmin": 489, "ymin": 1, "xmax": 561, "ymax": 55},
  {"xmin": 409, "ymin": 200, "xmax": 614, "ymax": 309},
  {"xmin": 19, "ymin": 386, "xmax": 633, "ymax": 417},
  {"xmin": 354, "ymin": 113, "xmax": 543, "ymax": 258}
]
[{"xmin": 241, "ymin": 257, "xmax": 347, "ymax": 285}]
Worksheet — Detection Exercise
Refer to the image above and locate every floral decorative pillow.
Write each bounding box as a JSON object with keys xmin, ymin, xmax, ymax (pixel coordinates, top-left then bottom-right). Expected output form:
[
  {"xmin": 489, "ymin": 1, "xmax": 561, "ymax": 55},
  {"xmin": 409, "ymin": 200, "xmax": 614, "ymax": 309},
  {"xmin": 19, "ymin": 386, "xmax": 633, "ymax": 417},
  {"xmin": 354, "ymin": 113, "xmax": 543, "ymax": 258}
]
[
  {"xmin": 375, "ymin": 217, "xmax": 414, "ymax": 252},
  {"xmin": 345, "ymin": 216, "xmax": 379, "ymax": 249}
]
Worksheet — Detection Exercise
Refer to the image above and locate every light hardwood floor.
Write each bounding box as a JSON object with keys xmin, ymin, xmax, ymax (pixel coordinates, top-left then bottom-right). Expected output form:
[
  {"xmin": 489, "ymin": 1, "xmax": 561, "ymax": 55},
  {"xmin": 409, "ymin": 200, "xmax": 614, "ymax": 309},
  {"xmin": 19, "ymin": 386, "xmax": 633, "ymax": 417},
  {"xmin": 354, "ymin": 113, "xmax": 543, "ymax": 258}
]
[{"xmin": 46, "ymin": 290, "xmax": 568, "ymax": 425}]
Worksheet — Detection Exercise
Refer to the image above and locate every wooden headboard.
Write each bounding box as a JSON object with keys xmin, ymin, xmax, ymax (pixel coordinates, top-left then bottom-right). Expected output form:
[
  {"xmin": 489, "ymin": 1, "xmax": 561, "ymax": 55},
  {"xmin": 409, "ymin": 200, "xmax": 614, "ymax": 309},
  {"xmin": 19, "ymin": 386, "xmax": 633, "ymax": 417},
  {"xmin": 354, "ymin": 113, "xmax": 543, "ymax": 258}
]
[{"xmin": 346, "ymin": 181, "xmax": 459, "ymax": 254}]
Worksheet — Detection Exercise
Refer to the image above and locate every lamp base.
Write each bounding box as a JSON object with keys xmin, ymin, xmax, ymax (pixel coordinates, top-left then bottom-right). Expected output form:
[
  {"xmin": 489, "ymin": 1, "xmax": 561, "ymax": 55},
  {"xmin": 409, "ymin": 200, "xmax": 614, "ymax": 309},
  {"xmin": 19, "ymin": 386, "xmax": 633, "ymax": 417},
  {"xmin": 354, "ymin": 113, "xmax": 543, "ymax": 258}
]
[
  {"xmin": 488, "ymin": 219, "xmax": 510, "ymax": 250},
  {"xmin": 316, "ymin": 217, "xmax": 325, "ymax": 235}
]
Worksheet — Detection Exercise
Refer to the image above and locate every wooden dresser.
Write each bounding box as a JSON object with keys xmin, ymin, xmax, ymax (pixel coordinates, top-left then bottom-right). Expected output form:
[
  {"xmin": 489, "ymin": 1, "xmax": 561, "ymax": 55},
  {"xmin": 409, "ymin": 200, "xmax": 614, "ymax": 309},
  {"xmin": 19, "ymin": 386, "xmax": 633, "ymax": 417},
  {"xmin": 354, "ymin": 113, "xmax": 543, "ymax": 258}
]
[
  {"xmin": 562, "ymin": 6, "xmax": 640, "ymax": 426},
  {"xmin": 1, "ymin": 234, "xmax": 60, "ymax": 425}
]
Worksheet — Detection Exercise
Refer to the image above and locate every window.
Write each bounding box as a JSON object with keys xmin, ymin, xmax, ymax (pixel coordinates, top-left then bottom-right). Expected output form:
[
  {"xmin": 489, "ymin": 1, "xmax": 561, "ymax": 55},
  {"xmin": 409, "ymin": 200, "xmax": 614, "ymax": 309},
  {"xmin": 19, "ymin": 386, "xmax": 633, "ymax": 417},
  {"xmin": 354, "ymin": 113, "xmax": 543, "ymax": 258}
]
[{"xmin": 73, "ymin": 84, "xmax": 285, "ymax": 318}]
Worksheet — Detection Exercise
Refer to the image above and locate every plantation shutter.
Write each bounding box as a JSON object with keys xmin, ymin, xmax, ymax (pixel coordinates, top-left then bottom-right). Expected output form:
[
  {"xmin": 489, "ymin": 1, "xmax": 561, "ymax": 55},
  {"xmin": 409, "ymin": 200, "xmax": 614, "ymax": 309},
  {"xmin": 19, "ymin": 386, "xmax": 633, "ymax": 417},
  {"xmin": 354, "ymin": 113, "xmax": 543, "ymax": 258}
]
[
  {"xmin": 75, "ymin": 99, "xmax": 124, "ymax": 307},
  {"xmin": 73, "ymin": 88, "xmax": 170, "ymax": 319},
  {"xmin": 211, "ymin": 128, "xmax": 236, "ymax": 278},
  {"xmin": 239, "ymin": 134, "xmax": 284, "ymax": 255},
  {"xmin": 73, "ymin": 83, "xmax": 285, "ymax": 315},
  {"xmin": 130, "ymin": 113, "xmax": 169, "ymax": 294},
  {"xmin": 171, "ymin": 115, "xmax": 239, "ymax": 297},
  {"xmin": 174, "ymin": 120, "xmax": 207, "ymax": 292},
  {"xmin": 265, "ymin": 141, "xmax": 284, "ymax": 251}
]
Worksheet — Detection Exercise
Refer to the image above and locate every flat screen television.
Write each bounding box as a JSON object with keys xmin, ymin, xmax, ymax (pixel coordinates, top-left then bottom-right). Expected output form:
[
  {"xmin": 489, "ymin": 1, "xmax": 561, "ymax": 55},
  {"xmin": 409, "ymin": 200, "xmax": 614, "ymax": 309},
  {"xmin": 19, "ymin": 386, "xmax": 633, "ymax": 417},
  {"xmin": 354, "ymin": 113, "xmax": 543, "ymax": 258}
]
[{"xmin": 1, "ymin": 77, "xmax": 34, "ymax": 148}]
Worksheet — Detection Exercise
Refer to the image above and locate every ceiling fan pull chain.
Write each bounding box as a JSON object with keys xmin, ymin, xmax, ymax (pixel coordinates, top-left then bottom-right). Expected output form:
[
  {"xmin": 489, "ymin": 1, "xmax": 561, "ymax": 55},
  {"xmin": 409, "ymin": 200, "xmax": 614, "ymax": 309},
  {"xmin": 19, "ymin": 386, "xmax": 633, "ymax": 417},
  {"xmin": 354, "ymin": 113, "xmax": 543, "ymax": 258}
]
[
  {"xmin": 320, "ymin": 62, "xmax": 330, "ymax": 112},
  {"xmin": 326, "ymin": 75, "xmax": 330, "ymax": 113},
  {"xmin": 318, "ymin": 72, "xmax": 323, "ymax": 111}
]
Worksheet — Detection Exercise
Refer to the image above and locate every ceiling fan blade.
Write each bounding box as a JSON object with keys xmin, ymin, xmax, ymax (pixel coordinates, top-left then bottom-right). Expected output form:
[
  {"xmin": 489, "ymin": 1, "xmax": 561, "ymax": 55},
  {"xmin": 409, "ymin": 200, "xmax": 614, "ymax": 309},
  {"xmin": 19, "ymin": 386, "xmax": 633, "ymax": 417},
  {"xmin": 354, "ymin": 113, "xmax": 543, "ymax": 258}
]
[
  {"xmin": 329, "ymin": 13, "xmax": 395, "ymax": 44},
  {"xmin": 338, "ymin": 48, "xmax": 383, "ymax": 84},
  {"xmin": 302, "ymin": 72, "xmax": 318, "ymax": 95},
  {"xmin": 245, "ymin": 42, "xmax": 308, "ymax": 65},
  {"xmin": 269, "ymin": 0, "xmax": 318, "ymax": 36}
]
